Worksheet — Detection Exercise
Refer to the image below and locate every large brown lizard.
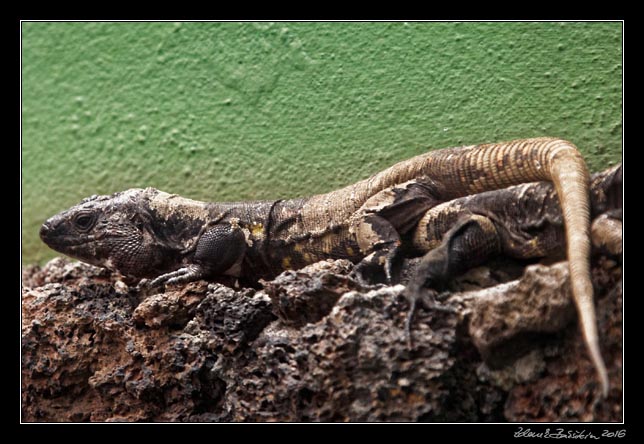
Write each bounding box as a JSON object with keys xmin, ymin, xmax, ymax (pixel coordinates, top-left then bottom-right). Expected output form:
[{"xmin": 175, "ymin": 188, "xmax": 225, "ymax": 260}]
[{"xmin": 39, "ymin": 137, "xmax": 616, "ymax": 396}]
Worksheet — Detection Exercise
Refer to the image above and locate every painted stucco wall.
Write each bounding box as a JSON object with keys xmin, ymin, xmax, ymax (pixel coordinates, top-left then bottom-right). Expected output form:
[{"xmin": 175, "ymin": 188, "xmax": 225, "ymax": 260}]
[{"xmin": 22, "ymin": 22, "xmax": 622, "ymax": 264}]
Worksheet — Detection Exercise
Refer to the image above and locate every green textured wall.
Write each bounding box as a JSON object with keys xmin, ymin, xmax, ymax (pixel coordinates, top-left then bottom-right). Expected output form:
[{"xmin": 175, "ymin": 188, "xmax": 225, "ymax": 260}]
[{"xmin": 22, "ymin": 22, "xmax": 622, "ymax": 264}]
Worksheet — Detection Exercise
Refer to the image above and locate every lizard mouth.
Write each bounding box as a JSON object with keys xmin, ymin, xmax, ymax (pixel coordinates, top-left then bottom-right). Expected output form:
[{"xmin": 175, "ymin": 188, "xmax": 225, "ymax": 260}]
[{"xmin": 39, "ymin": 223, "xmax": 97, "ymax": 249}]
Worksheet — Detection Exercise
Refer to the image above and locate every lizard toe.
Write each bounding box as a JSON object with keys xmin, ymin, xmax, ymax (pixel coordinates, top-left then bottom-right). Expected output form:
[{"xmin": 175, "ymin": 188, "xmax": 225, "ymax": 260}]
[
  {"xmin": 148, "ymin": 265, "xmax": 205, "ymax": 288},
  {"xmin": 403, "ymin": 286, "xmax": 457, "ymax": 348}
]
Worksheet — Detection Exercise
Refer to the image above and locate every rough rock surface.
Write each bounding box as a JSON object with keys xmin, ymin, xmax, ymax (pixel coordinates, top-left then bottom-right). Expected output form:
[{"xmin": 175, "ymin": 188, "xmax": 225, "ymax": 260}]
[{"xmin": 21, "ymin": 256, "xmax": 622, "ymax": 422}]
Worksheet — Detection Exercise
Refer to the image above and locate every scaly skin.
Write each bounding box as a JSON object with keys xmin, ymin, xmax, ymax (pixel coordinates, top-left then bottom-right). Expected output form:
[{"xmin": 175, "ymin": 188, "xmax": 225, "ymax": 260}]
[
  {"xmin": 40, "ymin": 137, "xmax": 609, "ymax": 395},
  {"xmin": 407, "ymin": 164, "xmax": 621, "ymax": 397}
]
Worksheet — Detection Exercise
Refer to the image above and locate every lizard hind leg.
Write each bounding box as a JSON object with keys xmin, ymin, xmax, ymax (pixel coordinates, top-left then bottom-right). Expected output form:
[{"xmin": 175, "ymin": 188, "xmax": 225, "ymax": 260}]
[{"xmin": 404, "ymin": 213, "xmax": 502, "ymax": 347}]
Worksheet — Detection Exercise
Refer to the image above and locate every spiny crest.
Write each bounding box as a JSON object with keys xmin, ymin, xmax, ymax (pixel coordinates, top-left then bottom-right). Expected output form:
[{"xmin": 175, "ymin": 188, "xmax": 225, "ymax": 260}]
[
  {"xmin": 79, "ymin": 194, "xmax": 109, "ymax": 205},
  {"xmin": 76, "ymin": 188, "xmax": 159, "ymax": 209}
]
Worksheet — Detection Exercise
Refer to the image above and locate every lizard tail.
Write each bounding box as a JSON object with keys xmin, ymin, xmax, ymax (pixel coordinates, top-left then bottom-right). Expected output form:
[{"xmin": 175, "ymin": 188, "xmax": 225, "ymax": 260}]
[
  {"xmin": 544, "ymin": 143, "xmax": 609, "ymax": 399},
  {"xmin": 346, "ymin": 137, "xmax": 607, "ymax": 396}
]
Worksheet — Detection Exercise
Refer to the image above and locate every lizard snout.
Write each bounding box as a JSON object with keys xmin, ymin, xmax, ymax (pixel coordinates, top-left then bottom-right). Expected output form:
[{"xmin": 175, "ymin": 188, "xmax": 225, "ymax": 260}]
[
  {"xmin": 39, "ymin": 221, "xmax": 52, "ymax": 241},
  {"xmin": 39, "ymin": 218, "xmax": 62, "ymax": 246}
]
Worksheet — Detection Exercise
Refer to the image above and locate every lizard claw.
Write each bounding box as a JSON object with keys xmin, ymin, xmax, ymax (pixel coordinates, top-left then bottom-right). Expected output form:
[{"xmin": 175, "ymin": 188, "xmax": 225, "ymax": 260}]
[
  {"xmin": 350, "ymin": 254, "xmax": 383, "ymax": 285},
  {"xmin": 148, "ymin": 264, "xmax": 205, "ymax": 289},
  {"xmin": 403, "ymin": 287, "xmax": 436, "ymax": 349},
  {"xmin": 403, "ymin": 286, "xmax": 456, "ymax": 349},
  {"xmin": 135, "ymin": 278, "xmax": 152, "ymax": 292},
  {"xmin": 404, "ymin": 296, "xmax": 420, "ymax": 349},
  {"xmin": 351, "ymin": 247, "xmax": 401, "ymax": 285}
]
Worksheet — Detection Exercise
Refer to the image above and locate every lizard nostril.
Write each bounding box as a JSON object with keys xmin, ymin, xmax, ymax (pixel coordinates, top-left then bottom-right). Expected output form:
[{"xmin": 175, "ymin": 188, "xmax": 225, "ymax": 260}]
[{"xmin": 39, "ymin": 222, "xmax": 51, "ymax": 240}]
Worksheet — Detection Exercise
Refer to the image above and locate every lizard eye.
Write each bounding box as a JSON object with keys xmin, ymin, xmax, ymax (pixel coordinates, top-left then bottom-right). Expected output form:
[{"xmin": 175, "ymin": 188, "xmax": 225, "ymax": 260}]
[{"xmin": 74, "ymin": 213, "xmax": 95, "ymax": 231}]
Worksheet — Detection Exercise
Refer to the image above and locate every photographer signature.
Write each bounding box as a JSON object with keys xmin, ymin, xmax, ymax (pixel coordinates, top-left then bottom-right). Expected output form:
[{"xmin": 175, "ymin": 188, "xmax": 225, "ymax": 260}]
[{"xmin": 514, "ymin": 428, "xmax": 626, "ymax": 439}]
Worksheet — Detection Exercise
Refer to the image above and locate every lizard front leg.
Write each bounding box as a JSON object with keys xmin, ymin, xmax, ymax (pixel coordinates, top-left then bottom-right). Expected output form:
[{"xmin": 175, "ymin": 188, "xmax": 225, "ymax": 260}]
[
  {"xmin": 405, "ymin": 213, "xmax": 502, "ymax": 345},
  {"xmin": 350, "ymin": 178, "xmax": 442, "ymax": 284},
  {"xmin": 352, "ymin": 214, "xmax": 403, "ymax": 284},
  {"xmin": 149, "ymin": 223, "xmax": 247, "ymax": 287}
]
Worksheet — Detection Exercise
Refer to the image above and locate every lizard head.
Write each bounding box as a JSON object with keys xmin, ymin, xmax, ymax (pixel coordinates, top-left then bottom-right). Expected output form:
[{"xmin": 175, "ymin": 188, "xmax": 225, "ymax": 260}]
[{"xmin": 40, "ymin": 188, "xmax": 175, "ymax": 277}]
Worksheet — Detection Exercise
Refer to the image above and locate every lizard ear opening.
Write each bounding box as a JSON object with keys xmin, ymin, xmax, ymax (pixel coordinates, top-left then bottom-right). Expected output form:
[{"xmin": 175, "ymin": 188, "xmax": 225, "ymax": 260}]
[{"xmin": 129, "ymin": 209, "xmax": 154, "ymax": 229}]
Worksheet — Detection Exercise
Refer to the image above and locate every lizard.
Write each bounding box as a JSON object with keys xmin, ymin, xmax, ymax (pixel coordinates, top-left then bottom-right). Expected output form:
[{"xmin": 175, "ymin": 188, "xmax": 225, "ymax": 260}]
[
  {"xmin": 405, "ymin": 163, "xmax": 621, "ymax": 398},
  {"xmin": 39, "ymin": 137, "xmax": 610, "ymax": 395}
]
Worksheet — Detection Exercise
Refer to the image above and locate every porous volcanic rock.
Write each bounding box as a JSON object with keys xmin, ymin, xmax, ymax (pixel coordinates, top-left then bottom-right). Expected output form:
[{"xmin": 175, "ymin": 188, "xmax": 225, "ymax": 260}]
[{"xmin": 21, "ymin": 256, "xmax": 622, "ymax": 422}]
